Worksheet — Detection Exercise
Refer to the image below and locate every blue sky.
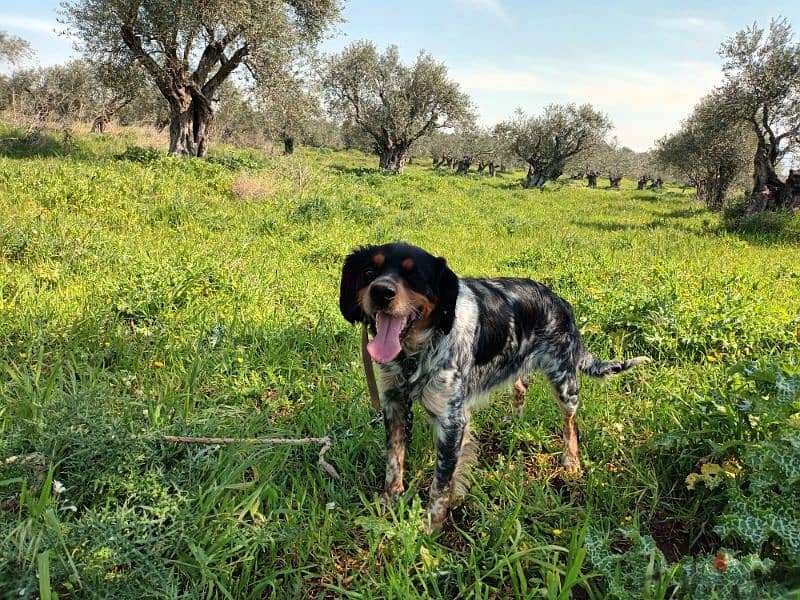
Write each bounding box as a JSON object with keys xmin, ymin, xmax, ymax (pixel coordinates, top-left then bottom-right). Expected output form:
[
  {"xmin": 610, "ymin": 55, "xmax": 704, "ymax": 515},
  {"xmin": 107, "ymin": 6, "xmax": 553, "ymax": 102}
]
[{"xmin": 3, "ymin": 0, "xmax": 800, "ymax": 150}]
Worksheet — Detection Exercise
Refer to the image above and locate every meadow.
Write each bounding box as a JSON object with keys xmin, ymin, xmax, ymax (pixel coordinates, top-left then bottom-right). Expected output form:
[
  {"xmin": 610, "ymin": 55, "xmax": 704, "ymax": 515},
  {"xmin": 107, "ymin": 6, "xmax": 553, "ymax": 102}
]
[{"xmin": 0, "ymin": 125, "xmax": 799, "ymax": 598}]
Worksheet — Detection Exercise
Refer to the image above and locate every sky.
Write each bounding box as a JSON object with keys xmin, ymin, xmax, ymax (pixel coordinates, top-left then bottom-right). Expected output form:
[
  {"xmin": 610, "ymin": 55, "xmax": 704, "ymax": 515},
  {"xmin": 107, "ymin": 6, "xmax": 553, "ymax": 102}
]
[{"xmin": 3, "ymin": 0, "xmax": 800, "ymax": 151}]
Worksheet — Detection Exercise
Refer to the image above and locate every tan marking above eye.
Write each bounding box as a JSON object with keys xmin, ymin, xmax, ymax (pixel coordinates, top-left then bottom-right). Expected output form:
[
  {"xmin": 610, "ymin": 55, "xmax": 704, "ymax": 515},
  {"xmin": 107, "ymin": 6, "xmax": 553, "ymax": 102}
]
[
  {"xmin": 373, "ymin": 253, "xmax": 385, "ymax": 267},
  {"xmin": 402, "ymin": 258, "xmax": 414, "ymax": 271}
]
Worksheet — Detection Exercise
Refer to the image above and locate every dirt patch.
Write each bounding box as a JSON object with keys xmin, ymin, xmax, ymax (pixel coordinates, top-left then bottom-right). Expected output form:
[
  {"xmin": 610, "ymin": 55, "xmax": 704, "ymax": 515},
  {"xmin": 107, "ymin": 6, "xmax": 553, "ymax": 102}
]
[{"xmin": 649, "ymin": 515, "xmax": 718, "ymax": 563}]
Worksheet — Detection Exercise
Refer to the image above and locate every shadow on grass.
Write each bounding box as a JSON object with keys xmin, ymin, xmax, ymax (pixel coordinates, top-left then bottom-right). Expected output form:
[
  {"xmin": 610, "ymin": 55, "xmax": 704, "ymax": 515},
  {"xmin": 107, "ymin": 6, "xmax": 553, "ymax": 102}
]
[
  {"xmin": 0, "ymin": 131, "xmax": 69, "ymax": 159},
  {"xmin": 723, "ymin": 208, "xmax": 800, "ymax": 246},
  {"xmin": 573, "ymin": 219, "xmax": 703, "ymax": 236},
  {"xmin": 327, "ymin": 164, "xmax": 383, "ymax": 177},
  {"xmin": 661, "ymin": 207, "xmax": 705, "ymax": 219}
]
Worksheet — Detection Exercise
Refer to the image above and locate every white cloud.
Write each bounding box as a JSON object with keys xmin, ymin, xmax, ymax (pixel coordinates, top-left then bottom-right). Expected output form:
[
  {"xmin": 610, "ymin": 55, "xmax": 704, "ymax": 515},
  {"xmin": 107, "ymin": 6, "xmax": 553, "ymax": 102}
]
[
  {"xmin": 450, "ymin": 0, "xmax": 511, "ymax": 25},
  {"xmin": 451, "ymin": 60, "xmax": 724, "ymax": 151},
  {"xmin": 0, "ymin": 15, "xmax": 59, "ymax": 35}
]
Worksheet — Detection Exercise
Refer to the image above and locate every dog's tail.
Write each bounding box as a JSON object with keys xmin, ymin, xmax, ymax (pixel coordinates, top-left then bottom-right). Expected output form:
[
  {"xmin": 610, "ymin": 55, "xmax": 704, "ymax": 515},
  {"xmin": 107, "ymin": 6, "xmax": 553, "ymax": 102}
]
[{"xmin": 579, "ymin": 353, "xmax": 651, "ymax": 378}]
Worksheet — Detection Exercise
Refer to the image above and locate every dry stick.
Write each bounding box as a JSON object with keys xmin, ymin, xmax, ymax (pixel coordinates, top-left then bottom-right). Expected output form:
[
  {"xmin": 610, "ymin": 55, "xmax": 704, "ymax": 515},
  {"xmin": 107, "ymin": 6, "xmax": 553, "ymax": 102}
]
[
  {"xmin": 3, "ymin": 452, "xmax": 45, "ymax": 466},
  {"xmin": 162, "ymin": 435, "xmax": 339, "ymax": 479}
]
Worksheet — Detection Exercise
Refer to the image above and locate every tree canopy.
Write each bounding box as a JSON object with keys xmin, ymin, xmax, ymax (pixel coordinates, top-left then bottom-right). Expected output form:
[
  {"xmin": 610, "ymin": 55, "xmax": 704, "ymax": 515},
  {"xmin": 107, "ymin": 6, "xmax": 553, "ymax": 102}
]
[
  {"xmin": 495, "ymin": 104, "xmax": 611, "ymax": 188},
  {"xmin": 60, "ymin": 0, "xmax": 341, "ymax": 156},
  {"xmin": 656, "ymin": 91, "xmax": 752, "ymax": 210},
  {"xmin": 322, "ymin": 41, "xmax": 473, "ymax": 173},
  {"xmin": 718, "ymin": 18, "xmax": 800, "ymax": 210},
  {"xmin": 0, "ymin": 30, "xmax": 33, "ymax": 66}
]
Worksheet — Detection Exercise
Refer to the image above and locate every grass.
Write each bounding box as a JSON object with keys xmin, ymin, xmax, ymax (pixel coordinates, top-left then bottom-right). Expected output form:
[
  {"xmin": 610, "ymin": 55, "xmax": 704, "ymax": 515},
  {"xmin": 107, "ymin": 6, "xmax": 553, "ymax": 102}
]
[{"xmin": 0, "ymin": 123, "xmax": 799, "ymax": 598}]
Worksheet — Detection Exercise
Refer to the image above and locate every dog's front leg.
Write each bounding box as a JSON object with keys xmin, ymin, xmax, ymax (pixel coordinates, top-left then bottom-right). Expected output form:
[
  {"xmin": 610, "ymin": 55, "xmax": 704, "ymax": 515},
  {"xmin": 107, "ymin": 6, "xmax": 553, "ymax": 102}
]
[
  {"xmin": 422, "ymin": 390, "xmax": 467, "ymax": 533},
  {"xmin": 380, "ymin": 393, "xmax": 413, "ymax": 503}
]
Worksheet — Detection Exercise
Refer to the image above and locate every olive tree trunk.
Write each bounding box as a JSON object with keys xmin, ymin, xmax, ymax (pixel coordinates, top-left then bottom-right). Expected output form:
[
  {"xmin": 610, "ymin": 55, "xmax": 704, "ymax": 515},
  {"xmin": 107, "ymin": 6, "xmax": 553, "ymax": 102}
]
[
  {"xmin": 523, "ymin": 166, "xmax": 548, "ymax": 188},
  {"xmin": 379, "ymin": 145, "xmax": 407, "ymax": 173},
  {"xmin": 167, "ymin": 89, "xmax": 213, "ymax": 158},
  {"xmin": 695, "ymin": 178, "xmax": 727, "ymax": 212},
  {"xmin": 283, "ymin": 136, "xmax": 295, "ymax": 155},
  {"xmin": 747, "ymin": 136, "xmax": 800, "ymax": 212},
  {"xmin": 91, "ymin": 114, "xmax": 110, "ymax": 133}
]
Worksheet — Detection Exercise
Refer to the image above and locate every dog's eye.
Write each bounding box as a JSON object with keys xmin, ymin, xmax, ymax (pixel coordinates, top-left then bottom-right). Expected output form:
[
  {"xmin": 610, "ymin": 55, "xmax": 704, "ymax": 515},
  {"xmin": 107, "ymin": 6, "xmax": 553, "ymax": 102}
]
[{"xmin": 363, "ymin": 268, "xmax": 375, "ymax": 278}]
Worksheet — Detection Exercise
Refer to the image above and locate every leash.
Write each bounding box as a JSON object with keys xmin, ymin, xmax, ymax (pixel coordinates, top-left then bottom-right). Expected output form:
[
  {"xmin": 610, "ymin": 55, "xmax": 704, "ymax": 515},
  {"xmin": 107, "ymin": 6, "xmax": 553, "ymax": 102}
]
[{"xmin": 361, "ymin": 320, "xmax": 382, "ymax": 410}]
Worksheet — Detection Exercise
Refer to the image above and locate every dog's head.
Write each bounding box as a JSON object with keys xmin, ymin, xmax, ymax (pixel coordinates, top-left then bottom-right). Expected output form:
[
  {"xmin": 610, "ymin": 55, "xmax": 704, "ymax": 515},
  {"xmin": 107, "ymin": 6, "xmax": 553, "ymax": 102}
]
[{"xmin": 339, "ymin": 242, "xmax": 459, "ymax": 363}]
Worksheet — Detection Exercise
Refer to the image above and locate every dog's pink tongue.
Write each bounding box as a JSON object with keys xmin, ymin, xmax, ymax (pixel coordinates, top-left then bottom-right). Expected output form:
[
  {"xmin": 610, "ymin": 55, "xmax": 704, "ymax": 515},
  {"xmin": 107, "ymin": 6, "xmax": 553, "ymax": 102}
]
[{"xmin": 367, "ymin": 313, "xmax": 407, "ymax": 363}]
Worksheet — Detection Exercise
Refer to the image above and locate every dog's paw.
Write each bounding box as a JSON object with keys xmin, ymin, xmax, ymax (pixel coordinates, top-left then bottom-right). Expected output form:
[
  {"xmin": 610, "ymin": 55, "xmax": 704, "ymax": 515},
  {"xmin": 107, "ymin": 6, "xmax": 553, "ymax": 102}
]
[
  {"xmin": 562, "ymin": 455, "xmax": 582, "ymax": 474},
  {"xmin": 379, "ymin": 485, "xmax": 404, "ymax": 506},
  {"xmin": 420, "ymin": 509, "xmax": 445, "ymax": 535},
  {"xmin": 420, "ymin": 495, "xmax": 450, "ymax": 534}
]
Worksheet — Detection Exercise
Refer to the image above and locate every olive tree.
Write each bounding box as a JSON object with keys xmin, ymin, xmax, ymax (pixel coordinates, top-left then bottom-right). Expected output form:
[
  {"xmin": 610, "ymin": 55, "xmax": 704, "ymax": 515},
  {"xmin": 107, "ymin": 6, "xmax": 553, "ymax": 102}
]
[
  {"xmin": 322, "ymin": 41, "xmax": 473, "ymax": 173},
  {"xmin": 0, "ymin": 31, "xmax": 34, "ymax": 117},
  {"xmin": 60, "ymin": 0, "xmax": 341, "ymax": 157},
  {"xmin": 597, "ymin": 137, "xmax": 637, "ymax": 188},
  {"xmin": 426, "ymin": 127, "xmax": 507, "ymax": 174},
  {"xmin": 3, "ymin": 59, "xmax": 146, "ymax": 133},
  {"xmin": 718, "ymin": 18, "xmax": 800, "ymax": 211},
  {"xmin": 655, "ymin": 92, "xmax": 752, "ymax": 211},
  {"xmin": 256, "ymin": 72, "xmax": 321, "ymax": 155},
  {"xmin": 0, "ymin": 30, "xmax": 33, "ymax": 66},
  {"xmin": 495, "ymin": 104, "xmax": 611, "ymax": 188},
  {"xmin": 4, "ymin": 61, "xmax": 95, "ymax": 129}
]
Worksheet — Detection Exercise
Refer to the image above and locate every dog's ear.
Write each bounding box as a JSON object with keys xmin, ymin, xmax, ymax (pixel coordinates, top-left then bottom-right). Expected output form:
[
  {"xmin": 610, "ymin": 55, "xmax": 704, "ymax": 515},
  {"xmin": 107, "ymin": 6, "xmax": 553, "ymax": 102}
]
[
  {"xmin": 339, "ymin": 249, "xmax": 368, "ymax": 324},
  {"xmin": 432, "ymin": 257, "xmax": 459, "ymax": 334}
]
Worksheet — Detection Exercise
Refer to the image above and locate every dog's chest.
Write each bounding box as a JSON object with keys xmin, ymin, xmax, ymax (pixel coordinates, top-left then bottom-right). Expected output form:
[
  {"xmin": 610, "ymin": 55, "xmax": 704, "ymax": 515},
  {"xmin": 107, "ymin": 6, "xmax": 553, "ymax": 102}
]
[{"xmin": 380, "ymin": 351, "xmax": 447, "ymax": 401}]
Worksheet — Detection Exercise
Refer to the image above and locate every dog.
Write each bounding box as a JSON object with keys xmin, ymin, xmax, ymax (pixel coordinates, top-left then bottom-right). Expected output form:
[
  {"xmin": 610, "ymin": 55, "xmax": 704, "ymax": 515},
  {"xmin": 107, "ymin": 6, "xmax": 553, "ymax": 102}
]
[{"xmin": 339, "ymin": 242, "xmax": 649, "ymax": 531}]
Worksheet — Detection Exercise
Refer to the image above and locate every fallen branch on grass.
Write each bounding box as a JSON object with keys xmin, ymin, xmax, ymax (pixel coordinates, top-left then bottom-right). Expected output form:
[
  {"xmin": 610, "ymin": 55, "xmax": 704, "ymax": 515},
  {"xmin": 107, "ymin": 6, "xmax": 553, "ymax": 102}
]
[
  {"xmin": 3, "ymin": 452, "xmax": 45, "ymax": 466},
  {"xmin": 162, "ymin": 435, "xmax": 339, "ymax": 479}
]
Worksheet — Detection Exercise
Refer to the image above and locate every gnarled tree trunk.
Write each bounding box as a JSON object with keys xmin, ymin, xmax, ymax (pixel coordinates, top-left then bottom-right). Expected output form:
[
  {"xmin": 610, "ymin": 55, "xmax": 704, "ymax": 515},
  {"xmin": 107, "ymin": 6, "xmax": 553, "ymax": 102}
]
[
  {"xmin": 488, "ymin": 161, "xmax": 496, "ymax": 177},
  {"xmin": 91, "ymin": 97, "xmax": 132, "ymax": 134},
  {"xmin": 786, "ymin": 170, "xmax": 800, "ymax": 211},
  {"xmin": 283, "ymin": 136, "xmax": 295, "ymax": 155},
  {"xmin": 91, "ymin": 114, "xmax": 110, "ymax": 133},
  {"xmin": 587, "ymin": 171, "xmax": 598, "ymax": 188},
  {"xmin": 747, "ymin": 140, "xmax": 791, "ymax": 212},
  {"xmin": 167, "ymin": 88, "xmax": 213, "ymax": 157},
  {"xmin": 379, "ymin": 145, "xmax": 407, "ymax": 173},
  {"xmin": 609, "ymin": 176, "xmax": 622, "ymax": 189},
  {"xmin": 523, "ymin": 166, "xmax": 547, "ymax": 188}
]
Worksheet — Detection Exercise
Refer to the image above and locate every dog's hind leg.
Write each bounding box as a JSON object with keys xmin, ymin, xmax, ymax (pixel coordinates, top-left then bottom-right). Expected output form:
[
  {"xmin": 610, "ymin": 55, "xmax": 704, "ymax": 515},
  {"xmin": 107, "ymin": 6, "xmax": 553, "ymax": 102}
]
[
  {"xmin": 511, "ymin": 376, "xmax": 529, "ymax": 419},
  {"xmin": 546, "ymin": 370, "xmax": 581, "ymax": 472}
]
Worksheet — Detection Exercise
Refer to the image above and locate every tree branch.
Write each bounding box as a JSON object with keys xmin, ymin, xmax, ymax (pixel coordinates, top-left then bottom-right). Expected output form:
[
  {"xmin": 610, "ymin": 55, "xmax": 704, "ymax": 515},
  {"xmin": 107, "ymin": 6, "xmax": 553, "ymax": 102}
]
[
  {"xmin": 202, "ymin": 44, "xmax": 249, "ymax": 95},
  {"xmin": 120, "ymin": 24, "xmax": 173, "ymax": 100}
]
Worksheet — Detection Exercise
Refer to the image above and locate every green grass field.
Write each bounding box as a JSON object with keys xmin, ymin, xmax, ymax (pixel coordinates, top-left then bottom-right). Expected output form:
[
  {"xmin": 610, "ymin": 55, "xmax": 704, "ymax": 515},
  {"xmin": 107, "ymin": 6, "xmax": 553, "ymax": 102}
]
[{"xmin": 1, "ymin": 126, "xmax": 799, "ymax": 598}]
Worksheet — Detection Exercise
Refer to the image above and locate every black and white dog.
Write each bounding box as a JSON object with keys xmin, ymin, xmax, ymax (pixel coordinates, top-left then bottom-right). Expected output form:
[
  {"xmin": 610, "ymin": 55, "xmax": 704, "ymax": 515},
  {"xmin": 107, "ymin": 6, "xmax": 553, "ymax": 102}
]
[{"xmin": 339, "ymin": 242, "xmax": 648, "ymax": 531}]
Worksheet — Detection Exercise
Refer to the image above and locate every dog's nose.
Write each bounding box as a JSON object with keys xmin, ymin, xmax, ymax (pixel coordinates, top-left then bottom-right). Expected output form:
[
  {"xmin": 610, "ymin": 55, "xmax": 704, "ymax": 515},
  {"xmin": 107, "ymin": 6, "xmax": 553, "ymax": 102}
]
[{"xmin": 370, "ymin": 282, "xmax": 396, "ymax": 305}]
